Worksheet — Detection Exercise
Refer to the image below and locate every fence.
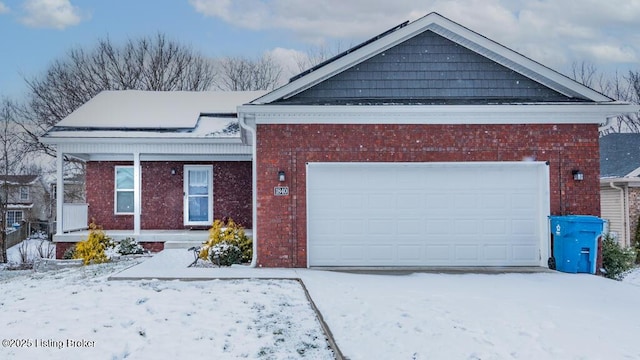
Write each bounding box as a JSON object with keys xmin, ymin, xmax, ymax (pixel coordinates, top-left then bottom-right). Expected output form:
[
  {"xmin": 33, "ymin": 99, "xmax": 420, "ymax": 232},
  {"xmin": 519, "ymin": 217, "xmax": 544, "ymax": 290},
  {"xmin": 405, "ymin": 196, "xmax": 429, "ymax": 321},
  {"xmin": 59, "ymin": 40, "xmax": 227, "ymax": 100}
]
[{"xmin": 5, "ymin": 221, "xmax": 29, "ymax": 249}]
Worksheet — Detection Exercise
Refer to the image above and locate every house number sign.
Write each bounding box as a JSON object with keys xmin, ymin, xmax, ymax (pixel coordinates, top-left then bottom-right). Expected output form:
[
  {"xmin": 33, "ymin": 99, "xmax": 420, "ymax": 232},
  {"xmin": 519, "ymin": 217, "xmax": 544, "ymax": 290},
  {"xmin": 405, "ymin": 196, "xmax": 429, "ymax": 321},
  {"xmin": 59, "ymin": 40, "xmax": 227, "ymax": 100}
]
[{"xmin": 274, "ymin": 186, "xmax": 289, "ymax": 196}]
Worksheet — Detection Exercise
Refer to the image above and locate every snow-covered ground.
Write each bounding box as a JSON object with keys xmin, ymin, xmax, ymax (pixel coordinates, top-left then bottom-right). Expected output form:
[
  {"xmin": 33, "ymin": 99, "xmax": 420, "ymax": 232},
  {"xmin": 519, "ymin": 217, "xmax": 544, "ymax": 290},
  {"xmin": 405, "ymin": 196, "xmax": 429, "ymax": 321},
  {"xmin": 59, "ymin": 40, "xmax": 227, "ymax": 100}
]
[
  {"xmin": 0, "ymin": 264, "xmax": 332, "ymax": 359},
  {"xmin": 2, "ymin": 239, "xmax": 640, "ymax": 360}
]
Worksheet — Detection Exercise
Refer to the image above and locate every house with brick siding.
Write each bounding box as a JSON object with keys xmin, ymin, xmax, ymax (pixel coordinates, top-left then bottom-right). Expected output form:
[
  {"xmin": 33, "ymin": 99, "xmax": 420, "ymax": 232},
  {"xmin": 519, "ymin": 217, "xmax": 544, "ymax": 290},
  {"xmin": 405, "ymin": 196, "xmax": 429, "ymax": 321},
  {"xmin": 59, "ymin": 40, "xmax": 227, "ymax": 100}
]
[
  {"xmin": 41, "ymin": 90, "xmax": 265, "ymax": 256},
  {"xmin": 600, "ymin": 133, "xmax": 640, "ymax": 248},
  {"xmin": 43, "ymin": 13, "xmax": 638, "ymax": 268},
  {"xmin": 237, "ymin": 12, "xmax": 637, "ymax": 268}
]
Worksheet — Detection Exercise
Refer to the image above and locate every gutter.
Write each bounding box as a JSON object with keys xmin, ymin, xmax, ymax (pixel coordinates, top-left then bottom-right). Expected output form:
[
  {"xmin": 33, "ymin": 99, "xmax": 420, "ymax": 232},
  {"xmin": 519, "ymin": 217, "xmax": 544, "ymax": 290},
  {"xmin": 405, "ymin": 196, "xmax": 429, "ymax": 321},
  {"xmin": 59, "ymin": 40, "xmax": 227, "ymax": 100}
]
[{"xmin": 238, "ymin": 113, "xmax": 258, "ymax": 268}]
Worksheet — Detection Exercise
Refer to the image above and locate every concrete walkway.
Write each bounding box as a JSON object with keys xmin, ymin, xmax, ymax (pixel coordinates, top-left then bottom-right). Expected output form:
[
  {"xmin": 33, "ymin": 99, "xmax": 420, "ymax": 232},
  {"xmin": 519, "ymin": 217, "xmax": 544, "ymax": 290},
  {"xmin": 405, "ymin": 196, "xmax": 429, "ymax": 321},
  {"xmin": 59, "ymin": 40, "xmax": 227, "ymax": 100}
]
[
  {"xmin": 109, "ymin": 249, "xmax": 551, "ymax": 281},
  {"xmin": 109, "ymin": 249, "xmax": 303, "ymax": 281}
]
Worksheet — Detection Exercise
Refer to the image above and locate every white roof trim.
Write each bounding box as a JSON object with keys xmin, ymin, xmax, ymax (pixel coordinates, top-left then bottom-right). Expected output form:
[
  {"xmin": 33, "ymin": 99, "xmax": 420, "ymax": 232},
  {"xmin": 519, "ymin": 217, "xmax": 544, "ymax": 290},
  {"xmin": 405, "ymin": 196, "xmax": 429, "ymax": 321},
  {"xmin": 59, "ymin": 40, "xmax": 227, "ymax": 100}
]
[
  {"xmin": 252, "ymin": 12, "xmax": 611, "ymax": 104},
  {"xmin": 239, "ymin": 103, "xmax": 640, "ymax": 125},
  {"xmin": 625, "ymin": 166, "xmax": 640, "ymax": 178},
  {"xmin": 600, "ymin": 177, "xmax": 640, "ymax": 185}
]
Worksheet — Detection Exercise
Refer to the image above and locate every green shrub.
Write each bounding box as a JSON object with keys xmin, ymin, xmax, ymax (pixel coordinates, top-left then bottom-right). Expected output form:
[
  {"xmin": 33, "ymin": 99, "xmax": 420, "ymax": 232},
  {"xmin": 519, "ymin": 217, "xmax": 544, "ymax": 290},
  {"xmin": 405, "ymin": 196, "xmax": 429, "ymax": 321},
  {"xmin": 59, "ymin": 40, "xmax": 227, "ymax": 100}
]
[
  {"xmin": 62, "ymin": 245, "xmax": 76, "ymax": 259},
  {"xmin": 199, "ymin": 217, "xmax": 252, "ymax": 265},
  {"xmin": 602, "ymin": 233, "xmax": 636, "ymax": 280},
  {"xmin": 73, "ymin": 221, "xmax": 114, "ymax": 265},
  {"xmin": 116, "ymin": 237, "xmax": 145, "ymax": 255},
  {"xmin": 208, "ymin": 241, "xmax": 243, "ymax": 267}
]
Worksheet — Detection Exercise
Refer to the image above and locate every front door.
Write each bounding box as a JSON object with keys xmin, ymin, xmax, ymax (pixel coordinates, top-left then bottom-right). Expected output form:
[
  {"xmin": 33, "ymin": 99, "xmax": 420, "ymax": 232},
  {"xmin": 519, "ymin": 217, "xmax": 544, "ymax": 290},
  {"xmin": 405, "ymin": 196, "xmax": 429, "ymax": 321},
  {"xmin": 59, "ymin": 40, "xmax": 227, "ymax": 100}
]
[{"xmin": 184, "ymin": 165, "xmax": 213, "ymax": 226}]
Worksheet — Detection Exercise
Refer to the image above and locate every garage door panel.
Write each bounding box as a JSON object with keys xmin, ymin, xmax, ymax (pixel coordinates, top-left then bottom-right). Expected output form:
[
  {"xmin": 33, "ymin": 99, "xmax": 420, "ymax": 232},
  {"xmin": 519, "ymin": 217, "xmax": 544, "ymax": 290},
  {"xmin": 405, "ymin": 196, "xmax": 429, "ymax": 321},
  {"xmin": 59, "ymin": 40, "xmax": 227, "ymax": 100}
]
[
  {"xmin": 340, "ymin": 219, "xmax": 365, "ymax": 235},
  {"xmin": 367, "ymin": 246, "xmax": 395, "ymax": 261},
  {"xmin": 426, "ymin": 219, "xmax": 453, "ymax": 234},
  {"xmin": 307, "ymin": 162, "xmax": 549, "ymax": 267},
  {"xmin": 512, "ymin": 245, "xmax": 538, "ymax": 261},
  {"xmin": 484, "ymin": 245, "xmax": 508, "ymax": 261},
  {"xmin": 454, "ymin": 219, "xmax": 479, "ymax": 234},
  {"xmin": 482, "ymin": 219, "xmax": 507, "ymax": 235},
  {"xmin": 397, "ymin": 220, "xmax": 422, "ymax": 234},
  {"xmin": 398, "ymin": 245, "xmax": 423, "ymax": 261},
  {"xmin": 455, "ymin": 245, "xmax": 480, "ymax": 261}
]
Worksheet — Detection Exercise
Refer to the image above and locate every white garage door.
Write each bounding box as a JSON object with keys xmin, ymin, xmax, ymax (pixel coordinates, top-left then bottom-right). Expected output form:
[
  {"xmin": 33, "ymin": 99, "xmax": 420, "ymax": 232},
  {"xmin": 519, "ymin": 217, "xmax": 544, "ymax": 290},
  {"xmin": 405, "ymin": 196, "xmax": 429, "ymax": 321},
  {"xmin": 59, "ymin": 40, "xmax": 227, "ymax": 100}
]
[{"xmin": 307, "ymin": 162, "xmax": 550, "ymax": 267}]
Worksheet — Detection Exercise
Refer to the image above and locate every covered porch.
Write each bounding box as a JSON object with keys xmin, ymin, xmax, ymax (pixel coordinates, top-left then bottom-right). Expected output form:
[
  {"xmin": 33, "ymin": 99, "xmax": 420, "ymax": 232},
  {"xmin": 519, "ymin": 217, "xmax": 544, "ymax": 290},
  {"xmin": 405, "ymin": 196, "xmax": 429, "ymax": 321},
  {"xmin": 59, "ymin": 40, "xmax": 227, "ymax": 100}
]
[{"xmin": 38, "ymin": 91, "xmax": 263, "ymax": 252}]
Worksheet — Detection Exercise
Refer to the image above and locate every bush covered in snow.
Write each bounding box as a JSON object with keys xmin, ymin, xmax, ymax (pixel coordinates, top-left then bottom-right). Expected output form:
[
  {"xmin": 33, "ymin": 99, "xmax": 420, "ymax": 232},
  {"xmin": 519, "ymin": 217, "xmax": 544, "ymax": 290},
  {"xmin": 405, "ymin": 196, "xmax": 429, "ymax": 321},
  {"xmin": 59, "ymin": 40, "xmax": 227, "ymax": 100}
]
[
  {"xmin": 116, "ymin": 237, "xmax": 145, "ymax": 255},
  {"xmin": 73, "ymin": 221, "xmax": 115, "ymax": 265},
  {"xmin": 199, "ymin": 217, "xmax": 252, "ymax": 265},
  {"xmin": 602, "ymin": 233, "xmax": 636, "ymax": 280},
  {"xmin": 208, "ymin": 241, "xmax": 243, "ymax": 266}
]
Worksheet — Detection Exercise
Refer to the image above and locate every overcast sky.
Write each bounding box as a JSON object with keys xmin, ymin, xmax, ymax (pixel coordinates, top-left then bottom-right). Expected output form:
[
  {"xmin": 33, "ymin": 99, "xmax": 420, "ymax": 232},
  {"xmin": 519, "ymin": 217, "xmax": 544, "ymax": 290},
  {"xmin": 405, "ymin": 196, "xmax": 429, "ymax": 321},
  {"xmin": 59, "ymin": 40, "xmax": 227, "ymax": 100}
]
[{"xmin": 1, "ymin": 0, "xmax": 639, "ymax": 99}]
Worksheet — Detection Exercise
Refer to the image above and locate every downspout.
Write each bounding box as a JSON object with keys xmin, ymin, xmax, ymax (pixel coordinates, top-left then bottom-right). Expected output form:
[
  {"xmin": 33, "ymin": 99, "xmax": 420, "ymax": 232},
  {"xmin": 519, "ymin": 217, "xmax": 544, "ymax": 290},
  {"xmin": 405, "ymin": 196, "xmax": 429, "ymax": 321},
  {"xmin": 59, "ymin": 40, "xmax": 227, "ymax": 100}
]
[
  {"xmin": 609, "ymin": 182, "xmax": 628, "ymax": 245},
  {"xmin": 239, "ymin": 113, "xmax": 258, "ymax": 267}
]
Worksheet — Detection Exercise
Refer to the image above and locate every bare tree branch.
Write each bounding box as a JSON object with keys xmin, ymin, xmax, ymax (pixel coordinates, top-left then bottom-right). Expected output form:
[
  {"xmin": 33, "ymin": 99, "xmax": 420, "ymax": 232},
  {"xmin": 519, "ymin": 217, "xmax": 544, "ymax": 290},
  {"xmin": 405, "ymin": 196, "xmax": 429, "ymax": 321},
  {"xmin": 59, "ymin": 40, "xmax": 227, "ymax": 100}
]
[
  {"xmin": 569, "ymin": 61, "xmax": 640, "ymax": 135},
  {"xmin": 216, "ymin": 55, "xmax": 282, "ymax": 91},
  {"xmin": 19, "ymin": 33, "xmax": 217, "ymax": 158}
]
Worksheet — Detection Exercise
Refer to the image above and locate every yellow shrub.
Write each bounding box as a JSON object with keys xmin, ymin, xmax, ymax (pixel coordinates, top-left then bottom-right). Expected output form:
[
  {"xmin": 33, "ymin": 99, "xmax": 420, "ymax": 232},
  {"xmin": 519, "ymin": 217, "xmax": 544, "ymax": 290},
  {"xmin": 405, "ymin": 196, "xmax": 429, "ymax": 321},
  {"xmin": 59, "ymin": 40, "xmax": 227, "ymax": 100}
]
[
  {"xmin": 73, "ymin": 221, "xmax": 114, "ymax": 265},
  {"xmin": 199, "ymin": 218, "xmax": 252, "ymax": 263}
]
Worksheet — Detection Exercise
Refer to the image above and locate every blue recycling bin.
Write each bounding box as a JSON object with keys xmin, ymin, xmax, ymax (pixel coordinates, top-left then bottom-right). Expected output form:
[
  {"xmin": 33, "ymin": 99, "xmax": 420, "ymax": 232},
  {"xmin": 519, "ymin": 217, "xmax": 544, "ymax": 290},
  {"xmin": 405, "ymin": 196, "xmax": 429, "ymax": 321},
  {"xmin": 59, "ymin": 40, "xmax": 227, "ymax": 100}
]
[{"xmin": 549, "ymin": 215, "xmax": 605, "ymax": 274}]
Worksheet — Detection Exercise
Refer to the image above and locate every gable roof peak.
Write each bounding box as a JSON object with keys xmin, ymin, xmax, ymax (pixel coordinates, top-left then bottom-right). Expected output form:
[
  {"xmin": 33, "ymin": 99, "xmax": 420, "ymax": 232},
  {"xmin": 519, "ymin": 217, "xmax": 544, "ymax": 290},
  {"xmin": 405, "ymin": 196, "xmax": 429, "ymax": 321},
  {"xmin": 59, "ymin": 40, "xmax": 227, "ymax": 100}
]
[{"xmin": 252, "ymin": 12, "xmax": 611, "ymax": 105}]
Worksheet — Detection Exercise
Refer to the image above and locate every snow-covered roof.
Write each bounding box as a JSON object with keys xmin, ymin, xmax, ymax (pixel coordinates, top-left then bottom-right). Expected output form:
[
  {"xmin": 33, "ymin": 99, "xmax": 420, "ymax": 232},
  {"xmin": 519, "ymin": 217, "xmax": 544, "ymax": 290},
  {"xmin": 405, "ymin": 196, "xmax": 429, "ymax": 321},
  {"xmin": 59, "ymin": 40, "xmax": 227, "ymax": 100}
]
[
  {"xmin": 47, "ymin": 116, "xmax": 244, "ymax": 139},
  {"xmin": 0, "ymin": 175, "xmax": 38, "ymax": 185},
  {"xmin": 54, "ymin": 90, "xmax": 266, "ymax": 130}
]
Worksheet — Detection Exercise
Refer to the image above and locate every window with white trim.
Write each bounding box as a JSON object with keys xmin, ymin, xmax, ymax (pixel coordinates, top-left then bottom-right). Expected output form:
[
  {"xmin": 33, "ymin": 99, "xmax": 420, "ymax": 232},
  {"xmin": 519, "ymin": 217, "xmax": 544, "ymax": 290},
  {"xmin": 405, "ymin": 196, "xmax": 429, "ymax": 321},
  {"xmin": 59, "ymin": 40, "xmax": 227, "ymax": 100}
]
[
  {"xmin": 19, "ymin": 186, "xmax": 29, "ymax": 200},
  {"xmin": 6, "ymin": 210, "xmax": 23, "ymax": 226},
  {"xmin": 115, "ymin": 166, "xmax": 134, "ymax": 214}
]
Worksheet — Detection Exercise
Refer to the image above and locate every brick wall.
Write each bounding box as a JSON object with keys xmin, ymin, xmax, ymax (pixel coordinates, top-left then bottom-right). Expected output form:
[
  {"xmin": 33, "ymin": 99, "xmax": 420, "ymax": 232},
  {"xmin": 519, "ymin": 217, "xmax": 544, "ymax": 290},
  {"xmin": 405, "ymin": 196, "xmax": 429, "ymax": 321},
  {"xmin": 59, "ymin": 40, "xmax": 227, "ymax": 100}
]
[
  {"xmin": 629, "ymin": 187, "xmax": 640, "ymax": 246},
  {"xmin": 85, "ymin": 161, "xmax": 252, "ymax": 230},
  {"xmin": 255, "ymin": 123, "xmax": 601, "ymax": 267}
]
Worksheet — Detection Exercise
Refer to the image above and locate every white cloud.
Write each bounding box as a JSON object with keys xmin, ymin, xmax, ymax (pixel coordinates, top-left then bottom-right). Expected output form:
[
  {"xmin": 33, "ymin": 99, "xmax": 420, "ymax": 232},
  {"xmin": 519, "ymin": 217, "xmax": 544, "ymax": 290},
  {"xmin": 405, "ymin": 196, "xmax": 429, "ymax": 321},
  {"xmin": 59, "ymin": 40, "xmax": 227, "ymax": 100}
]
[
  {"xmin": 20, "ymin": 0, "xmax": 83, "ymax": 29},
  {"xmin": 572, "ymin": 44, "xmax": 638, "ymax": 64},
  {"xmin": 0, "ymin": 2, "xmax": 9, "ymax": 14},
  {"xmin": 266, "ymin": 47, "xmax": 307, "ymax": 82},
  {"xmin": 190, "ymin": 0, "xmax": 640, "ymax": 72}
]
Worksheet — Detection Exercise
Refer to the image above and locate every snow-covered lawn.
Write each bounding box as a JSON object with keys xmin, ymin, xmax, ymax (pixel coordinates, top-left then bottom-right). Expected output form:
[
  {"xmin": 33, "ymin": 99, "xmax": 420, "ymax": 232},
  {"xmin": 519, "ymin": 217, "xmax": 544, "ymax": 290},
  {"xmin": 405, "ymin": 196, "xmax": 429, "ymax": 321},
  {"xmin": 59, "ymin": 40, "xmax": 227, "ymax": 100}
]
[
  {"xmin": 0, "ymin": 260, "xmax": 333, "ymax": 359},
  {"xmin": 2, "ymin": 238, "xmax": 640, "ymax": 359}
]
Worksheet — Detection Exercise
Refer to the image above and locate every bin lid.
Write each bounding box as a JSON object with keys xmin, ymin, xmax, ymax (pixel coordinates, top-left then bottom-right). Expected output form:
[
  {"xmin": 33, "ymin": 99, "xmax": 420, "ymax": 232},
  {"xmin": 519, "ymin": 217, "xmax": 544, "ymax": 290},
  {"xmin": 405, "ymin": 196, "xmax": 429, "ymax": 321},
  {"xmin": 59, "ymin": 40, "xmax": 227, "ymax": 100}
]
[{"xmin": 548, "ymin": 215, "xmax": 604, "ymax": 223}]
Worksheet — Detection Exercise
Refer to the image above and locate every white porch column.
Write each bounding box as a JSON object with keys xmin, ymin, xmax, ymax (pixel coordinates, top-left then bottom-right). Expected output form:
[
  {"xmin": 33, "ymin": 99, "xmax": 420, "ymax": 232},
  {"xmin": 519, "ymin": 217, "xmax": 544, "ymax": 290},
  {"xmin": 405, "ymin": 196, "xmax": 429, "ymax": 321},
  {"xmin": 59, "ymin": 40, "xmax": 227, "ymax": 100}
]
[
  {"xmin": 55, "ymin": 149, "xmax": 64, "ymax": 235},
  {"xmin": 133, "ymin": 152, "xmax": 141, "ymax": 235}
]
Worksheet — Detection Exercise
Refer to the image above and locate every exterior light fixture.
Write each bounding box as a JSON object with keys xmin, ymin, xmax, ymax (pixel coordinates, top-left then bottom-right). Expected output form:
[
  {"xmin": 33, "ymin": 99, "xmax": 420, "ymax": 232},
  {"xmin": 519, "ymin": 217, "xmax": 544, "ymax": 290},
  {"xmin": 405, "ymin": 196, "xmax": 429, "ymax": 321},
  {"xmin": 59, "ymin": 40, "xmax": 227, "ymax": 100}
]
[
  {"xmin": 572, "ymin": 170, "xmax": 584, "ymax": 181},
  {"xmin": 171, "ymin": 168, "xmax": 177, "ymax": 175},
  {"xmin": 278, "ymin": 170, "xmax": 285, "ymax": 182}
]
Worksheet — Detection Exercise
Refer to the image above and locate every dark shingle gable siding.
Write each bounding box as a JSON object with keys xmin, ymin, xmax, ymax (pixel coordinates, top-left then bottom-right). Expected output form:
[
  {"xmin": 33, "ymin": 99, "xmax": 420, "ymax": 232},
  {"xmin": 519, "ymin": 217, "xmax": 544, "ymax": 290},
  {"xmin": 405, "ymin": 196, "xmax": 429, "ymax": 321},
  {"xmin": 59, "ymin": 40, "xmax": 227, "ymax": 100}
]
[
  {"xmin": 280, "ymin": 30, "xmax": 579, "ymax": 105},
  {"xmin": 600, "ymin": 133, "xmax": 640, "ymax": 178}
]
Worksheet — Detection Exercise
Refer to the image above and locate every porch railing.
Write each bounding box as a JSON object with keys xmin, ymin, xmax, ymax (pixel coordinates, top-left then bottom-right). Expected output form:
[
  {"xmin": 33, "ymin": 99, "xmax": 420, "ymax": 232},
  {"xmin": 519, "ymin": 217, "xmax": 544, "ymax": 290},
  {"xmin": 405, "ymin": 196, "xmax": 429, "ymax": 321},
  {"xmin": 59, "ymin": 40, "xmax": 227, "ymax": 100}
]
[{"xmin": 62, "ymin": 203, "xmax": 89, "ymax": 232}]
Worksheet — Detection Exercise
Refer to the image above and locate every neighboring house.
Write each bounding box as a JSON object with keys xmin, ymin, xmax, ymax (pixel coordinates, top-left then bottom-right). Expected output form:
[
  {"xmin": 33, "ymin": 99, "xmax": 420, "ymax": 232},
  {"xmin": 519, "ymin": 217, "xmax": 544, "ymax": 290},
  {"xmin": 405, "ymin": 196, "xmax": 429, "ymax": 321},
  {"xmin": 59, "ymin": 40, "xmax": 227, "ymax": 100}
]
[
  {"xmin": 600, "ymin": 133, "xmax": 640, "ymax": 248},
  {"xmin": 0, "ymin": 175, "xmax": 50, "ymax": 228},
  {"xmin": 42, "ymin": 13, "xmax": 638, "ymax": 268},
  {"xmin": 42, "ymin": 172, "xmax": 86, "ymax": 229}
]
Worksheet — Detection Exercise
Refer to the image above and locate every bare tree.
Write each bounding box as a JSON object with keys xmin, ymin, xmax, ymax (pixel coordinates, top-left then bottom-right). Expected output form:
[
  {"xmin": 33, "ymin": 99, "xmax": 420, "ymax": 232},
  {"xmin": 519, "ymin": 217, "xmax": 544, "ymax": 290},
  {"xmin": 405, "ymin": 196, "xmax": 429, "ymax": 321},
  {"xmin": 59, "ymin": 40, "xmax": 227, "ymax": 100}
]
[
  {"xmin": 216, "ymin": 55, "xmax": 282, "ymax": 91},
  {"xmin": 294, "ymin": 42, "xmax": 346, "ymax": 73},
  {"xmin": 571, "ymin": 61, "xmax": 599, "ymax": 89},
  {"xmin": 20, "ymin": 33, "xmax": 217, "ymax": 158},
  {"xmin": 569, "ymin": 61, "xmax": 640, "ymax": 134},
  {"xmin": 0, "ymin": 99, "xmax": 29, "ymax": 263}
]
